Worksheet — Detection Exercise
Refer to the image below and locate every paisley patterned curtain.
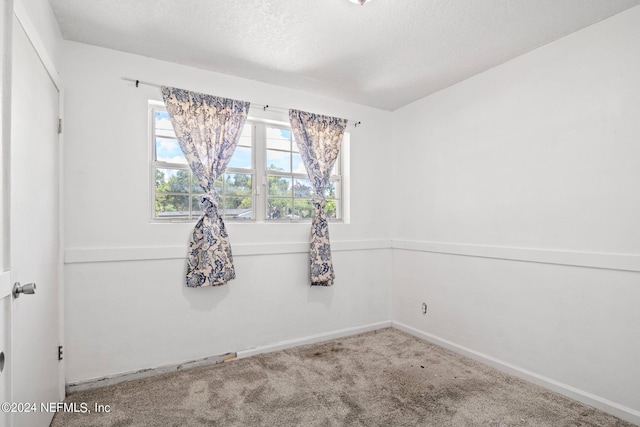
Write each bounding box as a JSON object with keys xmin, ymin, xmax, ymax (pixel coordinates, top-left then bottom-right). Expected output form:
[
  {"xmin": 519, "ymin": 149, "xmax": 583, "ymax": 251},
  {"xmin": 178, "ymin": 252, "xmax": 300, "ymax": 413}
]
[
  {"xmin": 289, "ymin": 109, "xmax": 348, "ymax": 286},
  {"xmin": 162, "ymin": 86, "xmax": 250, "ymax": 287}
]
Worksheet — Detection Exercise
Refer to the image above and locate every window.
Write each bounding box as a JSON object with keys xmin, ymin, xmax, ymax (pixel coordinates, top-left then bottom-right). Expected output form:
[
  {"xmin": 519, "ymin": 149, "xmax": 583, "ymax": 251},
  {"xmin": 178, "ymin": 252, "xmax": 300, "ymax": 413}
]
[
  {"xmin": 150, "ymin": 102, "xmax": 346, "ymax": 222},
  {"xmin": 151, "ymin": 106, "xmax": 254, "ymax": 221},
  {"xmin": 265, "ymin": 126, "xmax": 341, "ymax": 220}
]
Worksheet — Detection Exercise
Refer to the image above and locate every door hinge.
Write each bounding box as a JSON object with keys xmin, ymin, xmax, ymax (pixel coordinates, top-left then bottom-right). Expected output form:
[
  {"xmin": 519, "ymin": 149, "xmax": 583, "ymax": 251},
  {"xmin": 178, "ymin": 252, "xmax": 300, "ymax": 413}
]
[
  {"xmin": 58, "ymin": 118, "xmax": 63, "ymax": 134},
  {"xmin": 58, "ymin": 345, "xmax": 63, "ymax": 361}
]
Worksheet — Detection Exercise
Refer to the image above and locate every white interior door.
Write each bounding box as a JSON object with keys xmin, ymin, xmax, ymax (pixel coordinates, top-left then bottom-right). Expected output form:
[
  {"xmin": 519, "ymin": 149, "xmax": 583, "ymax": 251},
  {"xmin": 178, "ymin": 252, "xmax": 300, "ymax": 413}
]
[{"xmin": 9, "ymin": 13, "xmax": 61, "ymax": 427}]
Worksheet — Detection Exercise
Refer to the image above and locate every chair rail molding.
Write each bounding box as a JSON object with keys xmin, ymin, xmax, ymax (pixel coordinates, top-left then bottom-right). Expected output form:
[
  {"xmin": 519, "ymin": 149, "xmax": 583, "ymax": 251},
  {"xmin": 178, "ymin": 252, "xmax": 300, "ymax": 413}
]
[
  {"xmin": 392, "ymin": 240, "xmax": 640, "ymax": 273},
  {"xmin": 65, "ymin": 240, "xmax": 392, "ymax": 264}
]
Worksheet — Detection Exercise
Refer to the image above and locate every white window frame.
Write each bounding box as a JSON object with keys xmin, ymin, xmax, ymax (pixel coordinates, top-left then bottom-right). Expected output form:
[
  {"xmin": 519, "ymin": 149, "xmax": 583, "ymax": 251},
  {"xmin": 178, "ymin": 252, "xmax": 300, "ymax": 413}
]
[
  {"xmin": 260, "ymin": 123, "xmax": 343, "ymax": 222},
  {"xmin": 149, "ymin": 101, "xmax": 348, "ymax": 223},
  {"xmin": 150, "ymin": 102, "xmax": 199, "ymax": 222}
]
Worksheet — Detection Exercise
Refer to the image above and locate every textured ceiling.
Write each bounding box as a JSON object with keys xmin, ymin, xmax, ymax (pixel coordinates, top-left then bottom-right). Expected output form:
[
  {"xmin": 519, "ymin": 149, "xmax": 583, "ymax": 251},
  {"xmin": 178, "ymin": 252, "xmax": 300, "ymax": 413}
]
[{"xmin": 49, "ymin": 0, "xmax": 640, "ymax": 110}]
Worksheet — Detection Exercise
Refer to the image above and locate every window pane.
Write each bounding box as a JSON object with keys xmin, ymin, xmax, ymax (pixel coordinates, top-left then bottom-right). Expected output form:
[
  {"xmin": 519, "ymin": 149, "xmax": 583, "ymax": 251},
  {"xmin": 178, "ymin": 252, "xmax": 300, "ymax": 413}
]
[
  {"xmin": 238, "ymin": 124, "xmax": 252, "ymax": 147},
  {"xmin": 155, "ymin": 194, "xmax": 189, "ymax": 218},
  {"xmin": 294, "ymin": 199, "xmax": 313, "ymax": 219},
  {"xmin": 268, "ymin": 176, "xmax": 292, "ymax": 196},
  {"xmin": 267, "ymin": 127, "xmax": 291, "ymax": 151},
  {"xmin": 213, "ymin": 178, "xmax": 223, "ymax": 194},
  {"xmin": 225, "ymin": 173, "xmax": 252, "ymax": 196},
  {"xmin": 325, "ymin": 181, "xmax": 337, "ymax": 199},
  {"xmin": 291, "ymin": 137, "xmax": 299, "ymax": 153},
  {"xmin": 152, "ymin": 109, "xmax": 258, "ymax": 222},
  {"xmin": 228, "ymin": 146, "xmax": 252, "ymax": 169},
  {"xmin": 267, "ymin": 198, "xmax": 293, "ymax": 219},
  {"xmin": 267, "ymin": 150, "xmax": 291, "ymax": 172},
  {"xmin": 156, "ymin": 168, "xmax": 190, "ymax": 193},
  {"xmin": 191, "ymin": 196, "xmax": 203, "ymax": 217},
  {"xmin": 155, "ymin": 111, "xmax": 175, "ymax": 138},
  {"xmin": 326, "ymin": 199, "xmax": 338, "ymax": 220},
  {"xmin": 155, "ymin": 138, "xmax": 186, "ymax": 164},
  {"xmin": 330, "ymin": 158, "xmax": 339, "ymax": 176},
  {"xmin": 192, "ymin": 180, "xmax": 205, "ymax": 194},
  {"xmin": 294, "ymin": 178, "xmax": 314, "ymax": 197},
  {"xmin": 291, "ymin": 153, "xmax": 305, "ymax": 174},
  {"xmin": 223, "ymin": 197, "xmax": 253, "ymax": 220}
]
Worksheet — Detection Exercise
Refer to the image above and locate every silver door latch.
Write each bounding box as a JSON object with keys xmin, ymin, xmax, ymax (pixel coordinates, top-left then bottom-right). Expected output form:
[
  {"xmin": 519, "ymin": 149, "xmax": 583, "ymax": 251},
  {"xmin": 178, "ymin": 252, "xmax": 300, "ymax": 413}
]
[{"xmin": 13, "ymin": 282, "xmax": 36, "ymax": 298}]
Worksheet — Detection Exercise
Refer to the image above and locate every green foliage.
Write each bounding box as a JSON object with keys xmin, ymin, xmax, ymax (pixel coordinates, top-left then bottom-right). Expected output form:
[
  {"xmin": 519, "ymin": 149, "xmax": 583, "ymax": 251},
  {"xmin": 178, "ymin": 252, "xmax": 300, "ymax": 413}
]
[
  {"xmin": 222, "ymin": 174, "xmax": 252, "ymax": 217},
  {"xmin": 268, "ymin": 176, "xmax": 291, "ymax": 197},
  {"xmin": 294, "ymin": 199, "xmax": 313, "ymax": 219},
  {"xmin": 155, "ymin": 169, "xmax": 254, "ymax": 218},
  {"xmin": 326, "ymin": 200, "xmax": 337, "ymax": 219},
  {"xmin": 267, "ymin": 197, "xmax": 292, "ymax": 219},
  {"xmin": 225, "ymin": 174, "xmax": 251, "ymax": 196},
  {"xmin": 154, "ymin": 169, "xmax": 191, "ymax": 216},
  {"xmin": 238, "ymin": 198, "xmax": 252, "ymax": 209},
  {"xmin": 155, "ymin": 167, "xmax": 337, "ymax": 220},
  {"xmin": 155, "ymin": 169, "xmax": 165, "ymax": 189},
  {"xmin": 294, "ymin": 180, "xmax": 313, "ymax": 197},
  {"xmin": 265, "ymin": 170, "xmax": 339, "ymax": 219}
]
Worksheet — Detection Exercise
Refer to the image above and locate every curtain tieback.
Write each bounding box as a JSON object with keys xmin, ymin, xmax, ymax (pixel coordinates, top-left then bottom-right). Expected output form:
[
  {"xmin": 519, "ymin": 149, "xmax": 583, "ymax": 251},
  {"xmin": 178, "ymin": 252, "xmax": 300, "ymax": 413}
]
[
  {"xmin": 200, "ymin": 192, "xmax": 220, "ymax": 216},
  {"xmin": 312, "ymin": 195, "xmax": 326, "ymax": 210}
]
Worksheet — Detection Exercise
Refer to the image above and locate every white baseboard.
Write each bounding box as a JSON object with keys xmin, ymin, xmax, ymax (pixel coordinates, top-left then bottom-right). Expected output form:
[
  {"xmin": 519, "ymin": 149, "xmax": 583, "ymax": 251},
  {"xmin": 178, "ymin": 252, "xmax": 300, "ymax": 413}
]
[
  {"xmin": 237, "ymin": 321, "xmax": 393, "ymax": 359},
  {"xmin": 66, "ymin": 352, "xmax": 235, "ymax": 394},
  {"xmin": 392, "ymin": 321, "xmax": 640, "ymax": 426}
]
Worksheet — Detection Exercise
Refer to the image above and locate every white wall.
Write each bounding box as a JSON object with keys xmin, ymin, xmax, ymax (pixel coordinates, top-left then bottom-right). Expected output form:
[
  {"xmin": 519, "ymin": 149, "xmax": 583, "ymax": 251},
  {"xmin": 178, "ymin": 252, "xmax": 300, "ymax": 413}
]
[
  {"xmin": 61, "ymin": 41, "xmax": 392, "ymax": 384},
  {"xmin": 61, "ymin": 5, "xmax": 640, "ymax": 423},
  {"xmin": 392, "ymin": 6, "xmax": 640, "ymax": 424},
  {"xmin": 14, "ymin": 0, "xmax": 63, "ymax": 71}
]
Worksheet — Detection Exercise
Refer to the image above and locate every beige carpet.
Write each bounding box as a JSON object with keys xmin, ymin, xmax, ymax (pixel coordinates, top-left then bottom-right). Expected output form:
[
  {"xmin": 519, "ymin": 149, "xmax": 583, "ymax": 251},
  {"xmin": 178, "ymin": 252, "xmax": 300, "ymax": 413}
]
[{"xmin": 51, "ymin": 328, "xmax": 634, "ymax": 426}]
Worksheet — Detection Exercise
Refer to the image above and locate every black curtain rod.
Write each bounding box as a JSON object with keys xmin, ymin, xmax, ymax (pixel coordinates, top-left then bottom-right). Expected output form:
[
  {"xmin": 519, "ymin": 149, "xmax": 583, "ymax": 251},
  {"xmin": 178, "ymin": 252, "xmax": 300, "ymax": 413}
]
[{"xmin": 122, "ymin": 77, "xmax": 362, "ymax": 127}]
